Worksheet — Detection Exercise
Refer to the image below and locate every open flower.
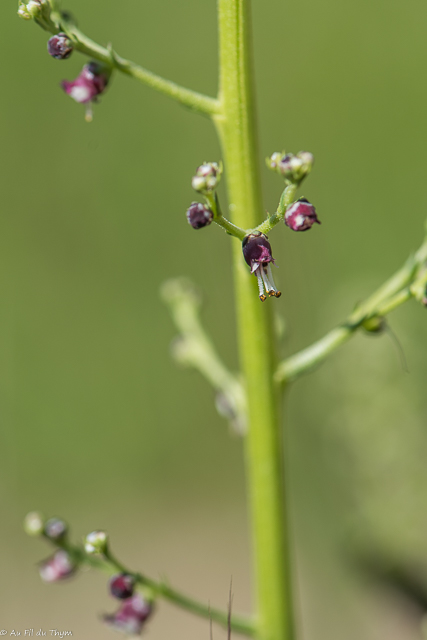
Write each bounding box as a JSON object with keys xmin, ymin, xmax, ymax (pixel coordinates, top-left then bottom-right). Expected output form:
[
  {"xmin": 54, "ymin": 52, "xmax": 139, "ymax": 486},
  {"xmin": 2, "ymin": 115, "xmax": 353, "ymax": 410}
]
[
  {"xmin": 242, "ymin": 232, "xmax": 281, "ymax": 301},
  {"xmin": 103, "ymin": 594, "xmax": 154, "ymax": 635},
  {"xmin": 61, "ymin": 61, "xmax": 111, "ymax": 121}
]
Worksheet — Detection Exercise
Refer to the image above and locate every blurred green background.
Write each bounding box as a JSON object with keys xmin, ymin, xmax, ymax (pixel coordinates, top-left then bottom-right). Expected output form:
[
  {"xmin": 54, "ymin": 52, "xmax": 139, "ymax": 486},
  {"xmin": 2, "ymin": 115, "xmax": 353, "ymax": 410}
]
[{"xmin": 2, "ymin": 0, "xmax": 427, "ymax": 638}]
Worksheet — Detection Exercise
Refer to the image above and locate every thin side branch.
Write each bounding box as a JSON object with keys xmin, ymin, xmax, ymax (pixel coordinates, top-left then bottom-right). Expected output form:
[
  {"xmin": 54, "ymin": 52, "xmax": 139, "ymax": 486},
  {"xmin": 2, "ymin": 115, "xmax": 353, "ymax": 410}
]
[
  {"xmin": 161, "ymin": 278, "xmax": 247, "ymax": 434},
  {"xmin": 276, "ymin": 229, "xmax": 427, "ymax": 383},
  {"xmin": 44, "ymin": 8, "xmax": 221, "ymax": 116},
  {"xmin": 55, "ymin": 539, "xmax": 254, "ymax": 636}
]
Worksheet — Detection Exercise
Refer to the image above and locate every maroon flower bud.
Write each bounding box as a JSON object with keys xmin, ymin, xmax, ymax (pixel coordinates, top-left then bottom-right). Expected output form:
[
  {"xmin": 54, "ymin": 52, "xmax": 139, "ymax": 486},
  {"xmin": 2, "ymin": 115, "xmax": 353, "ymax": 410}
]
[
  {"xmin": 48, "ymin": 33, "xmax": 73, "ymax": 60},
  {"xmin": 104, "ymin": 594, "xmax": 154, "ymax": 635},
  {"xmin": 284, "ymin": 198, "xmax": 321, "ymax": 231},
  {"xmin": 61, "ymin": 61, "xmax": 111, "ymax": 121},
  {"xmin": 109, "ymin": 573, "xmax": 135, "ymax": 600},
  {"xmin": 39, "ymin": 550, "xmax": 76, "ymax": 583},
  {"xmin": 44, "ymin": 517, "xmax": 67, "ymax": 540},
  {"xmin": 242, "ymin": 232, "xmax": 281, "ymax": 301},
  {"xmin": 186, "ymin": 202, "xmax": 213, "ymax": 229}
]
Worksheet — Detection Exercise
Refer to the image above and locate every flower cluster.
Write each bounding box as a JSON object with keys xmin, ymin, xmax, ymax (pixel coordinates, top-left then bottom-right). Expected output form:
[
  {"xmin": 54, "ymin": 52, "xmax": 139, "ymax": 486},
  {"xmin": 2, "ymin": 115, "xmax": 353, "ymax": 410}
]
[
  {"xmin": 24, "ymin": 514, "xmax": 154, "ymax": 636},
  {"xmin": 267, "ymin": 150, "xmax": 314, "ymax": 184},
  {"xmin": 17, "ymin": 7, "xmax": 112, "ymax": 121}
]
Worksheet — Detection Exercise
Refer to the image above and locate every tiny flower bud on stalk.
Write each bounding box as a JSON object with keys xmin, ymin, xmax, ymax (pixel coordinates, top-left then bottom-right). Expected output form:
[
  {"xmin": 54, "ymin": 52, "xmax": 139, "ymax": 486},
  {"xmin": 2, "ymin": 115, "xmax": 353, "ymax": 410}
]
[
  {"xmin": 24, "ymin": 511, "xmax": 45, "ymax": 536},
  {"xmin": 191, "ymin": 162, "xmax": 222, "ymax": 194},
  {"xmin": 285, "ymin": 198, "xmax": 320, "ymax": 231},
  {"xmin": 186, "ymin": 202, "xmax": 213, "ymax": 229},
  {"xmin": 242, "ymin": 232, "xmax": 281, "ymax": 301},
  {"xmin": 109, "ymin": 573, "xmax": 136, "ymax": 600},
  {"xmin": 84, "ymin": 530, "xmax": 109, "ymax": 555},
  {"xmin": 362, "ymin": 316, "xmax": 386, "ymax": 334},
  {"xmin": 48, "ymin": 33, "xmax": 73, "ymax": 59},
  {"xmin": 44, "ymin": 517, "xmax": 67, "ymax": 540}
]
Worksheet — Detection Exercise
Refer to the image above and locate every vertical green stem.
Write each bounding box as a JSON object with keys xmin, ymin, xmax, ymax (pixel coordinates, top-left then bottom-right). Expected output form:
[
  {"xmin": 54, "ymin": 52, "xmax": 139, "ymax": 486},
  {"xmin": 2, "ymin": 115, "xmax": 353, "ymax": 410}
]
[{"xmin": 215, "ymin": 2, "xmax": 294, "ymax": 640}]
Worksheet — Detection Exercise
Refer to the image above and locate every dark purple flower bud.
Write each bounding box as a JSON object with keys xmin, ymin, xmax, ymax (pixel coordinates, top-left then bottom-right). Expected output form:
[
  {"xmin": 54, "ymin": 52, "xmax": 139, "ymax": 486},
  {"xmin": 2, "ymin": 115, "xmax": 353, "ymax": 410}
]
[
  {"xmin": 242, "ymin": 232, "xmax": 281, "ymax": 301},
  {"xmin": 44, "ymin": 517, "xmax": 67, "ymax": 540},
  {"xmin": 104, "ymin": 594, "xmax": 154, "ymax": 635},
  {"xmin": 48, "ymin": 34, "xmax": 73, "ymax": 60},
  {"xmin": 284, "ymin": 198, "xmax": 321, "ymax": 232},
  {"xmin": 186, "ymin": 202, "xmax": 213, "ymax": 229},
  {"xmin": 39, "ymin": 550, "xmax": 76, "ymax": 583},
  {"xmin": 109, "ymin": 573, "xmax": 135, "ymax": 600},
  {"xmin": 61, "ymin": 61, "xmax": 111, "ymax": 121}
]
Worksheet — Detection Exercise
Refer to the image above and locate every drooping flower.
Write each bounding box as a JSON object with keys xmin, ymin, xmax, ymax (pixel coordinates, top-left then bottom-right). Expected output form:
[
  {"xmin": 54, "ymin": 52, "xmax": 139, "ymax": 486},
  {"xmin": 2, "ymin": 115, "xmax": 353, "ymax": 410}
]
[
  {"xmin": 61, "ymin": 61, "xmax": 111, "ymax": 121},
  {"xmin": 103, "ymin": 594, "xmax": 154, "ymax": 635},
  {"xmin": 242, "ymin": 232, "xmax": 281, "ymax": 301},
  {"xmin": 284, "ymin": 198, "xmax": 320, "ymax": 231},
  {"xmin": 186, "ymin": 202, "xmax": 213, "ymax": 229},
  {"xmin": 24, "ymin": 511, "xmax": 45, "ymax": 537},
  {"xmin": 109, "ymin": 573, "xmax": 136, "ymax": 600},
  {"xmin": 39, "ymin": 550, "xmax": 76, "ymax": 583}
]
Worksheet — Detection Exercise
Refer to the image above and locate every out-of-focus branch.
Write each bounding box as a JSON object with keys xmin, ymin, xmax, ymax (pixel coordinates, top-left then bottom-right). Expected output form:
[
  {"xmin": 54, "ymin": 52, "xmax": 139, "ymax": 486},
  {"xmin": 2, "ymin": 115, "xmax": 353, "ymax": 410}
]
[
  {"xmin": 161, "ymin": 278, "xmax": 247, "ymax": 434},
  {"xmin": 276, "ymin": 227, "xmax": 427, "ymax": 384}
]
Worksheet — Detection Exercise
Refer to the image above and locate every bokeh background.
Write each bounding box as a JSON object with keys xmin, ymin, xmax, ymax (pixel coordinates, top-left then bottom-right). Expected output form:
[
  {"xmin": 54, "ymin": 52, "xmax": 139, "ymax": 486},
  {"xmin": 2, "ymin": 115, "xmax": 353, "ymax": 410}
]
[{"xmin": 2, "ymin": 0, "xmax": 427, "ymax": 638}]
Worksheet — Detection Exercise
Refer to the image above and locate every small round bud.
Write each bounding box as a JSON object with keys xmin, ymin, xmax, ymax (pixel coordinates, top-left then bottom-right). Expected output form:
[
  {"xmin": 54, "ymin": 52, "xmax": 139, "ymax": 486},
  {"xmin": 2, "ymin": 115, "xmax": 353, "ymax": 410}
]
[
  {"xmin": 362, "ymin": 316, "xmax": 386, "ymax": 334},
  {"xmin": 18, "ymin": 3, "xmax": 32, "ymax": 19},
  {"xmin": 84, "ymin": 530, "xmax": 109, "ymax": 555},
  {"xmin": 39, "ymin": 550, "xmax": 76, "ymax": 583},
  {"xmin": 191, "ymin": 162, "xmax": 222, "ymax": 194},
  {"xmin": 109, "ymin": 573, "xmax": 135, "ymax": 600},
  {"xmin": 186, "ymin": 202, "xmax": 213, "ymax": 229},
  {"xmin": 44, "ymin": 517, "xmax": 67, "ymax": 540},
  {"xmin": 284, "ymin": 198, "xmax": 321, "ymax": 232},
  {"xmin": 48, "ymin": 34, "xmax": 73, "ymax": 60},
  {"xmin": 24, "ymin": 511, "xmax": 45, "ymax": 537},
  {"xmin": 266, "ymin": 152, "xmax": 283, "ymax": 171}
]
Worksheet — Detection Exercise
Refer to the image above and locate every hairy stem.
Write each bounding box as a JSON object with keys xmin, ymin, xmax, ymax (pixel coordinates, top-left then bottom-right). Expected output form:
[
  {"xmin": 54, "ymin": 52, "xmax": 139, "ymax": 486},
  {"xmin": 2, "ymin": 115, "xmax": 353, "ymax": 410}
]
[{"xmin": 216, "ymin": 2, "xmax": 294, "ymax": 640}]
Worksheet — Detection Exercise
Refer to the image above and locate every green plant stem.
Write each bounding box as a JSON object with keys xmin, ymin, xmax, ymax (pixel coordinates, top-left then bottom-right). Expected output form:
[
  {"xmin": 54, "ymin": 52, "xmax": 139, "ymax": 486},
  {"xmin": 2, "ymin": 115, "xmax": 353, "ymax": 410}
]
[
  {"xmin": 43, "ymin": 10, "xmax": 220, "ymax": 115},
  {"xmin": 276, "ymin": 233, "xmax": 427, "ymax": 383},
  {"xmin": 216, "ymin": 2, "xmax": 294, "ymax": 640},
  {"xmin": 55, "ymin": 539, "xmax": 254, "ymax": 636},
  {"xmin": 256, "ymin": 185, "xmax": 298, "ymax": 235}
]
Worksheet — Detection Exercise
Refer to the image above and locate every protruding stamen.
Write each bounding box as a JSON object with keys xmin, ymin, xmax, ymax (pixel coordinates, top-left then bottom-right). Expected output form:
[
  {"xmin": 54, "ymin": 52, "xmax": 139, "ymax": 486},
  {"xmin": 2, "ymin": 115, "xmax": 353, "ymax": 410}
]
[
  {"xmin": 255, "ymin": 270, "xmax": 266, "ymax": 301},
  {"xmin": 85, "ymin": 103, "xmax": 93, "ymax": 123},
  {"xmin": 263, "ymin": 263, "xmax": 281, "ymax": 298}
]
